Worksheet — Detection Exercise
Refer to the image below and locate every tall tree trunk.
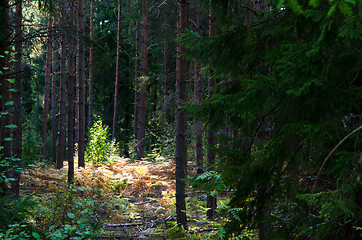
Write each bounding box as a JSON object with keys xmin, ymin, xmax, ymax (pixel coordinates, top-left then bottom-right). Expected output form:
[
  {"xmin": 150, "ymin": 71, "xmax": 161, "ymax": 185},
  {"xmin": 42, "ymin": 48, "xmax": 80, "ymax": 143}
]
[
  {"xmin": 206, "ymin": 5, "xmax": 217, "ymax": 221},
  {"xmin": 0, "ymin": 0, "xmax": 11, "ymax": 196},
  {"xmin": 161, "ymin": 42, "xmax": 168, "ymax": 152},
  {"xmin": 11, "ymin": 0, "xmax": 22, "ymax": 196},
  {"xmin": 194, "ymin": 1, "xmax": 203, "ymax": 175},
  {"xmin": 175, "ymin": 0, "xmax": 188, "ymax": 228},
  {"xmin": 51, "ymin": 17, "xmax": 57, "ymax": 164},
  {"xmin": 134, "ymin": 20, "xmax": 140, "ymax": 142},
  {"xmin": 77, "ymin": 0, "xmax": 85, "ymax": 168},
  {"xmin": 41, "ymin": 16, "xmax": 52, "ymax": 158},
  {"xmin": 88, "ymin": 0, "xmax": 94, "ymax": 131},
  {"xmin": 163, "ymin": 42, "xmax": 168, "ymax": 98},
  {"xmin": 136, "ymin": 0, "xmax": 148, "ymax": 159},
  {"xmin": 112, "ymin": 0, "xmax": 121, "ymax": 140},
  {"xmin": 67, "ymin": 0, "xmax": 75, "ymax": 182},
  {"xmin": 57, "ymin": 0, "xmax": 67, "ymax": 169}
]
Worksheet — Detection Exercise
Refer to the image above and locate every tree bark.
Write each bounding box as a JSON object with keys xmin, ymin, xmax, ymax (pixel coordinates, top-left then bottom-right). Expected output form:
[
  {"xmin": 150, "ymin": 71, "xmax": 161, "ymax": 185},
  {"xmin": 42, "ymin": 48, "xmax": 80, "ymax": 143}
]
[
  {"xmin": 77, "ymin": 0, "xmax": 85, "ymax": 168},
  {"xmin": 51, "ymin": 17, "xmax": 57, "ymax": 164},
  {"xmin": 67, "ymin": 0, "xmax": 75, "ymax": 183},
  {"xmin": 11, "ymin": 0, "xmax": 23, "ymax": 196},
  {"xmin": 136, "ymin": 0, "xmax": 148, "ymax": 159},
  {"xmin": 206, "ymin": 5, "xmax": 217, "ymax": 221},
  {"xmin": 88, "ymin": 0, "xmax": 94, "ymax": 131},
  {"xmin": 175, "ymin": 0, "xmax": 188, "ymax": 228},
  {"xmin": 41, "ymin": 16, "xmax": 52, "ymax": 158},
  {"xmin": 194, "ymin": 1, "xmax": 203, "ymax": 175},
  {"xmin": 112, "ymin": 0, "xmax": 121, "ymax": 140},
  {"xmin": 134, "ymin": 20, "xmax": 140, "ymax": 142},
  {"xmin": 0, "ymin": 0, "xmax": 11, "ymax": 196},
  {"xmin": 57, "ymin": 0, "xmax": 67, "ymax": 169}
]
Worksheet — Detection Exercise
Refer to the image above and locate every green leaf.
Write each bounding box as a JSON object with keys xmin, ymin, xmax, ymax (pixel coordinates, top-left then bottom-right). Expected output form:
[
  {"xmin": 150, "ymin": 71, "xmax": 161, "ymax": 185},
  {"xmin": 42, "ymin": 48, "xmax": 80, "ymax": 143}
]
[
  {"xmin": 5, "ymin": 124, "xmax": 17, "ymax": 129},
  {"xmin": 78, "ymin": 218, "xmax": 89, "ymax": 223},
  {"xmin": 7, "ymin": 79, "xmax": 15, "ymax": 83},
  {"xmin": 9, "ymin": 88, "xmax": 17, "ymax": 92},
  {"xmin": 4, "ymin": 138, "xmax": 12, "ymax": 141},
  {"xmin": 4, "ymin": 51, "xmax": 9, "ymax": 54},
  {"xmin": 5, "ymin": 101, "xmax": 13, "ymax": 106},
  {"xmin": 75, "ymin": 201, "xmax": 82, "ymax": 207},
  {"xmin": 67, "ymin": 212, "xmax": 75, "ymax": 219},
  {"xmin": 64, "ymin": 224, "xmax": 72, "ymax": 230},
  {"xmin": 32, "ymin": 232, "xmax": 41, "ymax": 240}
]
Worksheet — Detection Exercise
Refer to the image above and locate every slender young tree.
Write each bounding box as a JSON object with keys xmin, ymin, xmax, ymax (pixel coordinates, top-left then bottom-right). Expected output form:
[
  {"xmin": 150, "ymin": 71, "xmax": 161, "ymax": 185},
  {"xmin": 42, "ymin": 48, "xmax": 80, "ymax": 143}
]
[
  {"xmin": 12, "ymin": 0, "xmax": 23, "ymax": 196},
  {"xmin": 112, "ymin": 0, "xmax": 121, "ymax": 140},
  {"xmin": 175, "ymin": 0, "xmax": 188, "ymax": 228},
  {"xmin": 57, "ymin": 0, "xmax": 67, "ymax": 169},
  {"xmin": 136, "ymin": 0, "xmax": 148, "ymax": 159},
  {"xmin": 67, "ymin": 0, "xmax": 75, "ymax": 182},
  {"xmin": 41, "ymin": 16, "xmax": 52, "ymax": 158},
  {"xmin": 51, "ymin": 17, "xmax": 57, "ymax": 164},
  {"xmin": 206, "ymin": 5, "xmax": 217, "ymax": 221},
  {"xmin": 88, "ymin": 0, "xmax": 94, "ymax": 131},
  {"xmin": 77, "ymin": 0, "xmax": 85, "ymax": 167}
]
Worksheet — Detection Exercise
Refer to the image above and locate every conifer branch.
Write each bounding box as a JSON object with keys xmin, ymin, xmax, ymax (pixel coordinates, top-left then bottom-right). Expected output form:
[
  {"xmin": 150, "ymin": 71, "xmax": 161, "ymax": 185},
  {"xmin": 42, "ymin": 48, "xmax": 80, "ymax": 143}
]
[
  {"xmin": 313, "ymin": 125, "xmax": 362, "ymax": 192},
  {"xmin": 240, "ymin": 3, "xmax": 259, "ymax": 16}
]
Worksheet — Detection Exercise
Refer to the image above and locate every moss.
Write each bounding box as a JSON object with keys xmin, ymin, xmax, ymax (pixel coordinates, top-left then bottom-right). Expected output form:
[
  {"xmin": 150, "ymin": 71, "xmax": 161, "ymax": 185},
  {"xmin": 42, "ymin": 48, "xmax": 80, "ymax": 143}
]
[{"xmin": 164, "ymin": 224, "xmax": 187, "ymax": 240}]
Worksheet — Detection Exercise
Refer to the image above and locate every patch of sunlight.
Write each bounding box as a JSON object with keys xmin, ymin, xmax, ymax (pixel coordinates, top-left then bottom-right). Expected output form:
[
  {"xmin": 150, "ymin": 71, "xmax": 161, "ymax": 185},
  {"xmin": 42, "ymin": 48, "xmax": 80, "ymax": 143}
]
[{"xmin": 134, "ymin": 166, "xmax": 148, "ymax": 176}]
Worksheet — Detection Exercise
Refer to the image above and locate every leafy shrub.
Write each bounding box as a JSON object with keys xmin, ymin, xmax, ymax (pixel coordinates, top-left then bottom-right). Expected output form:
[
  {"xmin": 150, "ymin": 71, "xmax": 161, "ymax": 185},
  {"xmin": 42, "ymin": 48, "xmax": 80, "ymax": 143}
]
[
  {"xmin": 33, "ymin": 185, "xmax": 104, "ymax": 239},
  {"xmin": 86, "ymin": 119, "xmax": 118, "ymax": 164}
]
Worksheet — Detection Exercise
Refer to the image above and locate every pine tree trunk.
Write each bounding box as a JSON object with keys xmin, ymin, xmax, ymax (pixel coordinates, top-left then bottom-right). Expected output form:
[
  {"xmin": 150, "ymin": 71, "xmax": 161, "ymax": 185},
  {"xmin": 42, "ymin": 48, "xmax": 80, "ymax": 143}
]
[
  {"xmin": 112, "ymin": 0, "xmax": 121, "ymax": 140},
  {"xmin": 206, "ymin": 5, "xmax": 217, "ymax": 221},
  {"xmin": 67, "ymin": 0, "xmax": 75, "ymax": 182},
  {"xmin": 136, "ymin": 0, "xmax": 148, "ymax": 159},
  {"xmin": 41, "ymin": 16, "xmax": 52, "ymax": 158},
  {"xmin": 88, "ymin": 0, "xmax": 94, "ymax": 131},
  {"xmin": 175, "ymin": 0, "xmax": 188, "ymax": 228},
  {"xmin": 161, "ymin": 42, "xmax": 168, "ymax": 152},
  {"xmin": 11, "ymin": 0, "xmax": 22, "ymax": 196},
  {"xmin": 51, "ymin": 17, "xmax": 57, "ymax": 164},
  {"xmin": 163, "ymin": 43, "xmax": 168, "ymax": 98},
  {"xmin": 77, "ymin": 0, "xmax": 85, "ymax": 168},
  {"xmin": 194, "ymin": 2, "xmax": 203, "ymax": 175},
  {"xmin": 134, "ymin": 20, "xmax": 140, "ymax": 142},
  {"xmin": 57, "ymin": 0, "xmax": 67, "ymax": 169},
  {"xmin": 0, "ymin": 0, "xmax": 11, "ymax": 196}
]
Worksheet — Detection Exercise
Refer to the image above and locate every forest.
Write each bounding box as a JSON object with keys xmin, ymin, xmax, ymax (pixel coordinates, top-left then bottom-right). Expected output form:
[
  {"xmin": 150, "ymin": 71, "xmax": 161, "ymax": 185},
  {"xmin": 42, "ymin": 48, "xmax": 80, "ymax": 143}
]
[{"xmin": 0, "ymin": 0, "xmax": 361, "ymax": 239}]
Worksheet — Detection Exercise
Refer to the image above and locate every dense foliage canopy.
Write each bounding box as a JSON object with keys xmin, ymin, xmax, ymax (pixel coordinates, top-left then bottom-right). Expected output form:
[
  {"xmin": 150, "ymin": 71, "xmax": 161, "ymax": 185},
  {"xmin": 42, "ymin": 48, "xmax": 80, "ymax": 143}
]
[{"xmin": 185, "ymin": 0, "xmax": 361, "ymax": 238}]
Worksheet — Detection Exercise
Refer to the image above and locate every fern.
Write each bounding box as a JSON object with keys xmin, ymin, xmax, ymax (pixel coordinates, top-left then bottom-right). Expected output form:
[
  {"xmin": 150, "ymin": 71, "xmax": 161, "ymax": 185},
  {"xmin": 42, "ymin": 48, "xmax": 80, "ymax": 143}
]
[{"xmin": 229, "ymin": 208, "xmax": 243, "ymax": 223}]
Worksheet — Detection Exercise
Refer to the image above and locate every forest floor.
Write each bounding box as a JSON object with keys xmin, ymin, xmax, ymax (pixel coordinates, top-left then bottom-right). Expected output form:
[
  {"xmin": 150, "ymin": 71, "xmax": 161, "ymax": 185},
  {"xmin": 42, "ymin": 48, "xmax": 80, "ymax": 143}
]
[{"xmin": 19, "ymin": 158, "xmax": 229, "ymax": 239}]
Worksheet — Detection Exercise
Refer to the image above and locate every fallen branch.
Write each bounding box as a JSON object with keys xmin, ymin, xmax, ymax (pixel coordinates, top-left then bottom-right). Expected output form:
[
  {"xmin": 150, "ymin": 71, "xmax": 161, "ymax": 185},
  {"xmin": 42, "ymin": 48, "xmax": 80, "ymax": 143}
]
[
  {"xmin": 188, "ymin": 228, "xmax": 219, "ymax": 234},
  {"xmin": 105, "ymin": 223, "xmax": 143, "ymax": 228},
  {"xmin": 134, "ymin": 199, "xmax": 157, "ymax": 205}
]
